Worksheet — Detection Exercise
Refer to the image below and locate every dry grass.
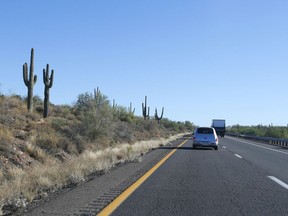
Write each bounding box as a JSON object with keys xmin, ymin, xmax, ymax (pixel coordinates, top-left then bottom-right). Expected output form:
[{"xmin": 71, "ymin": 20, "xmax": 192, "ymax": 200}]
[
  {"xmin": 0, "ymin": 95, "xmax": 194, "ymax": 215},
  {"xmin": 24, "ymin": 143, "xmax": 49, "ymax": 164},
  {"xmin": 0, "ymin": 127, "xmax": 13, "ymax": 142},
  {"xmin": 0, "ymin": 133, "xmax": 187, "ymax": 214}
]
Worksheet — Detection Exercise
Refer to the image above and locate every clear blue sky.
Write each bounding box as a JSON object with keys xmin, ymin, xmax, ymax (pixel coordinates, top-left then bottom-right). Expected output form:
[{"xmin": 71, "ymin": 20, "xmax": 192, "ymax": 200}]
[{"xmin": 1, "ymin": 0, "xmax": 288, "ymax": 126}]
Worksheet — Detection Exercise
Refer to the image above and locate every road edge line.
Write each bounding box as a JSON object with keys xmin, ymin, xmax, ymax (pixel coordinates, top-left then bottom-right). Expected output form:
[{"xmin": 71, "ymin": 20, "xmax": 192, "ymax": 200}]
[{"xmin": 97, "ymin": 138, "xmax": 189, "ymax": 216}]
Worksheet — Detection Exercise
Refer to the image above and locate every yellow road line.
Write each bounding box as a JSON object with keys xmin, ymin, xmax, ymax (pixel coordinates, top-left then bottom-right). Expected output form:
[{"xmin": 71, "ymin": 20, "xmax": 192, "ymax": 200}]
[{"xmin": 97, "ymin": 138, "xmax": 189, "ymax": 216}]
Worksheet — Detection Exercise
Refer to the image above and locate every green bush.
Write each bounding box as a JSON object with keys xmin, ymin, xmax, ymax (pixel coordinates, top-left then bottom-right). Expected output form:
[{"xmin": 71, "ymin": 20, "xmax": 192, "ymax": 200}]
[
  {"xmin": 78, "ymin": 107, "xmax": 113, "ymax": 141},
  {"xmin": 228, "ymin": 125, "xmax": 288, "ymax": 139}
]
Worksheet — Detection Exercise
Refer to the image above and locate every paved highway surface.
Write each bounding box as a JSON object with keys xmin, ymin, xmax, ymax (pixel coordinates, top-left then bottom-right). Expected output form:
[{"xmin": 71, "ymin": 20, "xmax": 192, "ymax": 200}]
[
  {"xmin": 110, "ymin": 136, "xmax": 288, "ymax": 216},
  {"xmin": 23, "ymin": 136, "xmax": 288, "ymax": 215}
]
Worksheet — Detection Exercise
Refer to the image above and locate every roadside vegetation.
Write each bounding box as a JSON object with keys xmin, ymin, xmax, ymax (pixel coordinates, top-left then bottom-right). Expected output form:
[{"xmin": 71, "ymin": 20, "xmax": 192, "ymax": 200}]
[
  {"xmin": 227, "ymin": 125, "xmax": 288, "ymax": 139},
  {"xmin": 0, "ymin": 91, "xmax": 194, "ymax": 215}
]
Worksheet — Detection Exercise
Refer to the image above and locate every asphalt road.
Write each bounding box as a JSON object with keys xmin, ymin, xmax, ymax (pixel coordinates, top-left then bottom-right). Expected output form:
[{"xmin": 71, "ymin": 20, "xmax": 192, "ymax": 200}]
[
  {"xmin": 111, "ymin": 136, "xmax": 288, "ymax": 216},
  {"xmin": 22, "ymin": 136, "xmax": 288, "ymax": 215},
  {"xmin": 22, "ymin": 138, "xmax": 186, "ymax": 216}
]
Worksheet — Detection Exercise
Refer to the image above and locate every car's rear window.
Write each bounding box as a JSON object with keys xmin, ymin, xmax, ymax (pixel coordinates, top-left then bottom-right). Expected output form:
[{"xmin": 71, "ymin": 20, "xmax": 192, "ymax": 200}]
[{"xmin": 197, "ymin": 128, "xmax": 213, "ymax": 134}]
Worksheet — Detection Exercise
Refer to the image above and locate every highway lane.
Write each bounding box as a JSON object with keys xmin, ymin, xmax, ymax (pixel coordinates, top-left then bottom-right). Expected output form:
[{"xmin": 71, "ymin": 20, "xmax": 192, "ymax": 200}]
[
  {"xmin": 110, "ymin": 137, "xmax": 288, "ymax": 216},
  {"xmin": 223, "ymin": 136, "xmax": 288, "ymax": 185}
]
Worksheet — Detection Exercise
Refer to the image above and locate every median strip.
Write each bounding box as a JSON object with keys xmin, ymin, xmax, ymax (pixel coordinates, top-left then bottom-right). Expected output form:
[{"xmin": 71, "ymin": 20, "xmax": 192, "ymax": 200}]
[
  {"xmin": 268, "ymin": 176, "xmax": 288, "ymax": 190},
  {"xmin": 97, "ymin": 138, "xmax": 189, "ymax": 216}
]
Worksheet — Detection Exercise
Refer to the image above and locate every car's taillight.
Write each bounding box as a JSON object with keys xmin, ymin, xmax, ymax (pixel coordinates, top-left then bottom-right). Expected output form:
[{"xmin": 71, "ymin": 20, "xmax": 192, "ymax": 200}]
[{"xmin": 215, "ymin": 137, "xmax": 218, "ymax": 142}]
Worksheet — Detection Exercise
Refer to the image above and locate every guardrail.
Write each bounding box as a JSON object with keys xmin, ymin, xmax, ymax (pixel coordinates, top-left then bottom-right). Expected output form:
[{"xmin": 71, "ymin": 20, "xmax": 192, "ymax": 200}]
[{"xmin": 226, "ymin": 133, "xmax": 288, "ymax": 149}]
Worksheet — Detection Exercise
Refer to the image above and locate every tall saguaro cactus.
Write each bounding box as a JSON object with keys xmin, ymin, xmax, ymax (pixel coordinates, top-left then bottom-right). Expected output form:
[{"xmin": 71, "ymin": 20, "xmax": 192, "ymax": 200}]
[
  {"xmin": 142, "ymin": 96, "xmax": 150, "ymax": 120},
  {"xmin": 43, "ymin": 64, "xmax": 54, "ymax": 118},
  {"xmin": 155, "ymin": 107, "xmax": 164, "ymax": 123},
  {"xmin": 23, "ymin": 48, "xmax": 37, "ymax": 113}
]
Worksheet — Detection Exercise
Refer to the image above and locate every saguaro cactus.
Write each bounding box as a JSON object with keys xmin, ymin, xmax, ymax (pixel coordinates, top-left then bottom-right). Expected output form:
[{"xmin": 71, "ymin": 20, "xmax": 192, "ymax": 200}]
[
  {"xmin": 94, "ymin": 87, "xmax": 100, "ymax": 106},
  {"xmin": 142, "ymin": 96, "xmax": 150, "ymax": 120},
  {"xmin": 112, "ymin": 99, "xmax": 117, "ymax": 108},
  {"xmin": 155, "ymin": 107, "xmax": 164, "ymax": 123},
  {"xmin": 23, "ymin": 48, "xmax": 37, "ymax": 113},
  {"xmin": 128, "ymin": 102, "xmax": 135, "ymax": 114},
  {"xmin": 43, "ymin": 64, "xmax": 54, "ymax": 118}
]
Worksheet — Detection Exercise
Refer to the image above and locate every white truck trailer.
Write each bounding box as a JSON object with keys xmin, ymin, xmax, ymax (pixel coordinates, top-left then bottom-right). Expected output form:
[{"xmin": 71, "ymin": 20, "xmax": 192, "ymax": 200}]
[{"xmin": 211, "ymin": 119, "xmax": 226, "ymax": 137}]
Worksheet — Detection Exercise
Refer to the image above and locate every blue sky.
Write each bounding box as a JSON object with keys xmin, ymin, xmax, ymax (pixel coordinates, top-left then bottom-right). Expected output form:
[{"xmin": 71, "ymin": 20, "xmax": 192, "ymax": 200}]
[{"xmin": 1, "ymin": 0, "xmax": 288, "ymax": 126}]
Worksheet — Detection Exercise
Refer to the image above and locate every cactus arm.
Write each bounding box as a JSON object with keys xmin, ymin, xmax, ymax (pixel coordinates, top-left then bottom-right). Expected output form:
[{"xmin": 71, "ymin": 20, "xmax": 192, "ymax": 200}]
[
  {"xmin": 33, "ymin": 75, "xmax": 37, "ymax": 84},
  {"xmin": 43, "ymin": 69, "xmax": 46, "ymax": 85},
  {"xmin": 48, "ymin": 70, "xmax": 54, "ymax": 88},
  {"xmin": 29, "ymin": 48, "xmax": 34, "ymax": 80},
  {"xmin": 23, "ymin": 63, "xmax": 29, "ymax": 86},
  {"xmin": 128, "ymin": 102, "xmax": 135, "ymax": 114},
  {"xmin": 43, "ymin": 64, "xmax": 49, "ymax": 85},
  {"xmin": 160, "ymin": 107, "xmax": 164, "ymax": 119}
]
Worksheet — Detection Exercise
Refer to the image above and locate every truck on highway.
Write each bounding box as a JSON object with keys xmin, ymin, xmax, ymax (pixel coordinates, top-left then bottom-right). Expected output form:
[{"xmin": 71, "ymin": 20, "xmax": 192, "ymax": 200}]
[{"xmin": 211, "ymin": 119, "xmax": 226, "ymax": 137}]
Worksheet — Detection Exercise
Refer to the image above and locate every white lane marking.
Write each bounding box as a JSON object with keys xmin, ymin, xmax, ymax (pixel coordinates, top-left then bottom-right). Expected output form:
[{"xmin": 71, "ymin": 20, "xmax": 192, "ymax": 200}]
[
  {"xmin": 234, "ymin": 154, "xmax": 243, "ymax": 159},
  {"xmin": 268, "ymin": 176, "xmax": 288, "ymax": 190},
  {"xmin": 222, "ymin": 146, "xmax": 226, "ymax": 149},
  {"xmin": 227, "ymin": 137, "xmax": 288, "ymax": 155}
]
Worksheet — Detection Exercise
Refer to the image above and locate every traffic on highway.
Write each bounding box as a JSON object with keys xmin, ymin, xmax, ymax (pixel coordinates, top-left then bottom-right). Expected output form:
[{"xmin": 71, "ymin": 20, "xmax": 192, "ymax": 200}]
[{"xmin": 105, "ymin": 136, "xmax": 288, "ymax": 216}]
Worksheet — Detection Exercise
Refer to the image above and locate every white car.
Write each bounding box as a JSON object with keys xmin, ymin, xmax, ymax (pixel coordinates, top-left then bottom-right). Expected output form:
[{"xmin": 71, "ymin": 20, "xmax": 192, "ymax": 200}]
[{"xmin": 192, "ymin": 127, "xmax": 219, "ymax": 150}]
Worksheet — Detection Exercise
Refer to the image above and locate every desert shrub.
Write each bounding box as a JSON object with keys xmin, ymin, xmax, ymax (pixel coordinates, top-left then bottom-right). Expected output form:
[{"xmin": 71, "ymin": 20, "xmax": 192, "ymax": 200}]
[
  {"xmin": 34, "ymin": 124, "xmax": 59, "ymax": 154},
  {"xmin": 112, "ymin": 121, "xmax": 134, "ymax": 143},
  {"xmin": 25, "ymin": 112, "xmax": 40, "ymax": 122},
  {"xmin": 113, "ymin": 106, "xmax": 134, "ymax": 123},
  {"xmin": 74, "ymin": 91, "xmax": 109, "ymax": 113},
  {"xmin": 160, "ymin": 118, "xmax": 181, "ymax": 132},
  {"xmin": 74, "ymin": 92, "xmax": 94, "ymax": 112},
  {"xmin": 72, "ymin": 135, "xmax": 86, "ymax": 153},
  {"xmin": 51, "ymin": 117, "xmax": 69, "ymax": 131},
  {"xmin": 56, "ymin": 137, "xmax": 76, "ymax": 154},
  {"xmin": 24, "ymin": 143, "xmax": 47, "ymax": 163},
  {"xmin": 74, "ymin": 91, "xmax": 114, "ymax": 142},
  {"xmin": 78, "ymin": 108, "xmax": 113, "ymax": 141},
  {"xmin": 0, "ymin": 97, "xmax": 21, "ymax": 126},
  {"xmin": 184, "ymin": 121, "xmax": 194, "ymax": 131},
  {"xmin": 52, "ymin": 105, "xmax": 74, "ymax": 120},
  {"xmin": 0, "ymin": 127, "xmax": 13, "ymax": 142}
]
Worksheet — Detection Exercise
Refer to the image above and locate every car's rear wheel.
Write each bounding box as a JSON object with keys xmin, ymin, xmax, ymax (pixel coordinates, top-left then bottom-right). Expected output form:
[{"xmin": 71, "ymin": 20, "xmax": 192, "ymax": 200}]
[{"xmin": 193, "ymin": 145, "xmax": 196, "ymax": 149}]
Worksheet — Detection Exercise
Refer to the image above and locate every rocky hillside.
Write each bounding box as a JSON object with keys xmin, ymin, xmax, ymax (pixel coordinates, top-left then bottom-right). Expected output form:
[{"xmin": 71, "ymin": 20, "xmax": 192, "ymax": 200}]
[{"xmin": 0, "ymin": 93, "xmax": 194, "ymax": 215}]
